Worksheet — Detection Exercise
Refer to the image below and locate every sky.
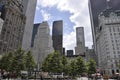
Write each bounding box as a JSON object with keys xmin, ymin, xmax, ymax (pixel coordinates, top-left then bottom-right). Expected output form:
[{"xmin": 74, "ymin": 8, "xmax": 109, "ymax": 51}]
[{"xmin": 34, "ymin": 0, "xmax": 93, "ymax": 51}]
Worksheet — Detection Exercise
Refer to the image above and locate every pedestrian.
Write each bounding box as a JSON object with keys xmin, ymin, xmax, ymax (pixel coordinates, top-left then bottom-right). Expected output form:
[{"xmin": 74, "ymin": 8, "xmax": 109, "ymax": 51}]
[
  {"xmin": 0, "ymin": 70, "xmax": 2, "ymax": 80},
  {"xmin": 40, "ymin": 75, "xmax": 43, "ymax": 80}
]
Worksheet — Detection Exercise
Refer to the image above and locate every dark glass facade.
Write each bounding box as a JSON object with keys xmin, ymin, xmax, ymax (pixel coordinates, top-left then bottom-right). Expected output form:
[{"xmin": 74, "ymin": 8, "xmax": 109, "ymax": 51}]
[
  {"xmin": 67, "ymin": 50, "xmax": 73, "ymax": 56},
  {"xmin": 52, "ymin": 20, "xmax": 63, "ymax": 54},
  {"xmin": 31, "ymin": 23, "xmax": 39, "ymax": 47}
]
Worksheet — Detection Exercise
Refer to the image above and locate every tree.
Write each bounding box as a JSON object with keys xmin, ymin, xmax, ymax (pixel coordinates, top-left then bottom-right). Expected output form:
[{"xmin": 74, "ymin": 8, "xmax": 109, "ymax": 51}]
[
  {"xmin": 41, "ymin": 51, "xmax": 63, "ymax": 73},
  {"xmin": 0, "ymin": 48, "xmax": 36, "ymax": 78},
  {"xmin": 41, "ymin": 53, "xmax": 53, "ymax": 72},
  {"xmin": 25, "ymin": 51, "xmax": 36, "ymax": 71},
  {"xmin": 69, "ymin": 60, "xmax": 77, "ymax": 77},
  {"xmin": 11, "ymin": 48, "xmax": 26, "ymax": 75},
  {"xmin": 87, "ymin": 59, "xmax": 96, "ymax": 75},
  {"xmin": 63, "ymin": 62, "xmax": 70, "ymax": 75},
  {"xmin": 0, "ymin": 52, "xmax": 14, "ymax": 71},
  {"xmin": 61, "ymin": 55, "xmax": 69, "ymax": 75},
  {"xmin": 76, "ymin": 56, "xmax": 87, "ymax": 76},
  {"xmin": 6, "ymin": 52, "xmax": 14, "ymax": 72},
  {"xmin": 118, "ymin": 60, "xmax": 120, "ymax": 69},
  {"xmin": 0, "ymin": 53, "xmax": 9, "ymax": 70}
]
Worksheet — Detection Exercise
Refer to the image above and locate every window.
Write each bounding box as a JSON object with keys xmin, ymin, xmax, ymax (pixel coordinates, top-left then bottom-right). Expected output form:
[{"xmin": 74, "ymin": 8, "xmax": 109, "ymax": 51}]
[
  {"xmin": 109, "ymin": 28, "xmax": 111, "ymax": 32},
  {"xmin": 114, "ymin": 33, "xmax": 116, "ymax": 35},
  {"xmin": 118, "ymin": 28, "xmax": 120, "ymax": 32},
  {"xmin": 113, "ymin": 27, "xmax": 115, "ymax": 32},
  {"xmin": 111, "ymin": 40, "xmax": 114, "ymax": 43}
]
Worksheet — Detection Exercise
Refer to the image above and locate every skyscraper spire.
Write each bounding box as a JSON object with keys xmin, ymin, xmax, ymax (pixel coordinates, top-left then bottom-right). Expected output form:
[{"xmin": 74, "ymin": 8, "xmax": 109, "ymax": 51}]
[{"xmin": 106, "ymin": 0, "xmax": 110, "ymax": 9}]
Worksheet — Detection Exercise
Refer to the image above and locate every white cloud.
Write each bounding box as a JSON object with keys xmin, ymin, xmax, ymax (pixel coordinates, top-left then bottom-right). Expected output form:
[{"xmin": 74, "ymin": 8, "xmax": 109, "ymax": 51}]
[
  {"xmin": 37, "ymin": 0, "xmax": 93, "ymax": 50},
  {"xmin": 37, "ymin": 0, "xmax": 59, "ymax": 7},
  {"xmin": 63, "ymin": 32, "xmax": 76, "ymax": 50},
  {"xmin": 36, "ymin": 6, "xmax": 40, "ymax": 10},
  {"xmin": 40, "ymin": 10, "xmax": 51, "ymax": 21}
]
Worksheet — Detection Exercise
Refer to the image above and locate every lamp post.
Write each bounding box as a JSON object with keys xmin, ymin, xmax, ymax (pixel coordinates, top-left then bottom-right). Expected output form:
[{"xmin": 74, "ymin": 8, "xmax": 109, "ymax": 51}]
[{"xmin": 34, "ymin": 68, "xmax": 36, "ymax": 80}]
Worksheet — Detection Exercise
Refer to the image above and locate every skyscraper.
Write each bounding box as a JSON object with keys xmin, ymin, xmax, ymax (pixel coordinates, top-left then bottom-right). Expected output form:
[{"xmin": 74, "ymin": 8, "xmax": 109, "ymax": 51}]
[
  {"xmin": 89, "ymin": 0, "xmax": 120, "ymax": 53},
  {"xmin": 52, "ymin": 20, "xmax": 63, "ymax": 54},
  {"xmin": 75, "ymin": 27, "xmax": 85, "ymax": 56},
  {"xmin": 31, "ymin": 23, "xmax": 40, "ymax": 48},
  {"xmin": 22, "ymin": 0, "xmax": 37, "ymax": 51},
  {"xmin": 32, "ymin": 21, "xmax": 54, "ymax": 65},
  {"xmin": 0, "ymin": 0, "xmax": 25, "ymax": 54},
  {"xmin": 0, "ymin": 12, "xmax": 4, "ymax": 35},
  {"xmin": 97, "ymin": 9, "xmax": 120, "ymax": 75}
]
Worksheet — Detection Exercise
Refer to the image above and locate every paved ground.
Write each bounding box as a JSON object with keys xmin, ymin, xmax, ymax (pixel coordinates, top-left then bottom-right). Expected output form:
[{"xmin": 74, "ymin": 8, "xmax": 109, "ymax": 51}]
[
  {"xmin": 77, "ymin": 77, "xmax": 88, "ymax": 80},
  {"xmin": 77, "ymin": 77, "xmax": 115, "ymax": 80}
]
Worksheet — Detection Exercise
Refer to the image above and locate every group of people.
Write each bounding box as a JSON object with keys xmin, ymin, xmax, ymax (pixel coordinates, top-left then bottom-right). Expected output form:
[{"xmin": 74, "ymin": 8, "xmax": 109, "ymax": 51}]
[
  {"xmin": 0, "ymin": 70, "xmax": 18, "ymax": 79},
  {"xmin": 0, "ymin": 69, "xmax": 6, "ymax": 79}
]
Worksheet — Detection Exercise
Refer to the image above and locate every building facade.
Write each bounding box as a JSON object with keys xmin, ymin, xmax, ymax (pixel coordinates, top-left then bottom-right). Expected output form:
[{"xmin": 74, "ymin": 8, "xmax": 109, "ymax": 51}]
[
  {"xmin": 32, "ymin": 21, "xmax": 54, "ymax": 65},
  {"xmin": 22, "ymin": 0, "xmax": 37, "ymax": 51},
  {"xmin": 88, "ymin": 0, "xmax": 120, "ymax": 54},
  {"xmin": 67, "ymin": 50, "xmax": 73, "ymax": 56},
  {"xmin": 31, "ymin": 23, "xmax": 40, "ymax": 48},
  {"xmin": 75, "ymin": 27, "xmax": 85, "ymax": 56},
  {"xmin": 0, "ymin": 12, "xmax": 4, "ymax": 35},
  {"xmin": 96, "ymin": 9, "xmax": 120, "ymax": 75},
  {"xmin": 52, "ymin": 20, "xmax": 63, "ymax": 54},
  {"xmin": 85, "ymin": 47, "xmax": 97, "ymax": 64},
  {"xmin": 0, "ymin": 0, "xmax": 25, "ymax": 54}
]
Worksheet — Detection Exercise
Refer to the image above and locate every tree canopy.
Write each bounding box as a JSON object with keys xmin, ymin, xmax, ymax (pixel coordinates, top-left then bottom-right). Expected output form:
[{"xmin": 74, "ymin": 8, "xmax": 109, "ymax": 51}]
[
  {"xmin": 41, "ymin": 53, "xmax": 88, "ymax": 77},
  {"xmin": 41, "ymin": 51, "xmax": 64, "ymax": 73},
  {"xmin": 76, "ymin": 56, "xmax": 87, "ymax": 75},
  {"xmin": 87, "ymin": 59, "xmax": 96, "ymax": 74},
  {"xmin": 0, "ymin": 48, "xmax": 36, "ymax": 76}
]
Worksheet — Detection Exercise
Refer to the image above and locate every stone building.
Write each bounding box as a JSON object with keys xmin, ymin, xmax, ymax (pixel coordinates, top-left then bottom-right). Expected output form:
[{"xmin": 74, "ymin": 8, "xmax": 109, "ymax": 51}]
[
  {"xmin": 89, "ymin": 0, "xmax": 120, "ymax": 54},
  {"xmin": 96, "ymin": 9, "xmax": 120, "ymax": 75},
  {"xmin": 32, "ymin": 21, "xmax": 54, "ymax": 66},
  {"xmin": 85, "ymin": 47, "xmax": 97, "ymax": 64},
  {"xmin": 22, "ymin": 0, "xmax": 37, "ymax": 51},
  {"xmin": 0, "ymin": 12, "xmax": 4, "ymax": 35},
  {"xmin": 0, "ymin": 0, "xmax": 25, "ymax": 54}
]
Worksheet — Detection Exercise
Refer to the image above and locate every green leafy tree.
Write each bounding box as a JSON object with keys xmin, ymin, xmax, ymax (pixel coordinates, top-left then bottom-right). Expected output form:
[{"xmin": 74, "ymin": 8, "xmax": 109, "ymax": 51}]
[
  {"xmin": 6, "ymin": 52, "xmax": 14, "ymax": 72},
  {"xmin": 118, "ymin": 60, "xmax": 120, "ymax": 69},
  {"xmin": 0, "ymin": 53, "xmax": 8, "ymax": 70},
  {"xmin": 11, "ymin": 48, "xmax": 26, "ymax": 75},
  {"xmin": 63, "ymin": 63, "xmax": 71, "ymax": 75},
  {"xmin": 69, "ymin": 60, "xmax": 77, "ymax": 77},
  {"xmin": 61, "ymin": 55, "xmax": 68, "ymax": 73},
  {"xmin": 76, "ymin": 56, "xmax": 87, "ymax": 76},
  {"xmin": 88, "ymin": 59, "xmax": 96, "ymax": 75},
  {"xmin": 25, "ymin": 51, "xmax": 36, "ymax": 71},
  {"xmin": 41, "ymin": 53, "xmax": 53, "ymax": 72},
  {"xmin": 119, "ymin": 64, "xmax": 120, "ymax": 69},
  {"xmin": 0, "ymin": 52, "xmax": 14, "ymax": 71},
  {"xmin": 0, "ymin": 48, "xmax": 36, "ymax": 78},
  {"xmin": 49, "ymin": 51, "xmax": 63, "ymax": 73},
  {"xmin": 42, "ymin": 51, "xmax": 63, "ymax": 73}
]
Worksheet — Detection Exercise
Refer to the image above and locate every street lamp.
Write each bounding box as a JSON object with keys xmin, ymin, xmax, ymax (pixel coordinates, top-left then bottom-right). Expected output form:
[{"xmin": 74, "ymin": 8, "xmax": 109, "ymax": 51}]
[{"xmin": 34, "ymin": 68, "xmax": 37, "ymax": 80}]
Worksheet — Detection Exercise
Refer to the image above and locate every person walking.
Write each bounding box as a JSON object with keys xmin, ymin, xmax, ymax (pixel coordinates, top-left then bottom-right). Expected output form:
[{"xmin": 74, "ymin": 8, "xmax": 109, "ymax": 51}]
[
  {"xmin": 40, "ymin": 75, "xmax": 43, "ymax": 80},
  {"xmin": 0, "ymin": 70, "xmax": 1, "ymax": 80}
]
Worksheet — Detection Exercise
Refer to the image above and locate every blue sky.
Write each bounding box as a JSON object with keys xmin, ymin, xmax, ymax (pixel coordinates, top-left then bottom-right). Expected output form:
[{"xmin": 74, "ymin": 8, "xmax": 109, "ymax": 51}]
[
  {"xmin": 34, "ymin": 6, "xmax": 74, "ymax": 34},
  {"xmin": 34, "ymin": 0, "xmax": 93, "ymax": 50}
]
